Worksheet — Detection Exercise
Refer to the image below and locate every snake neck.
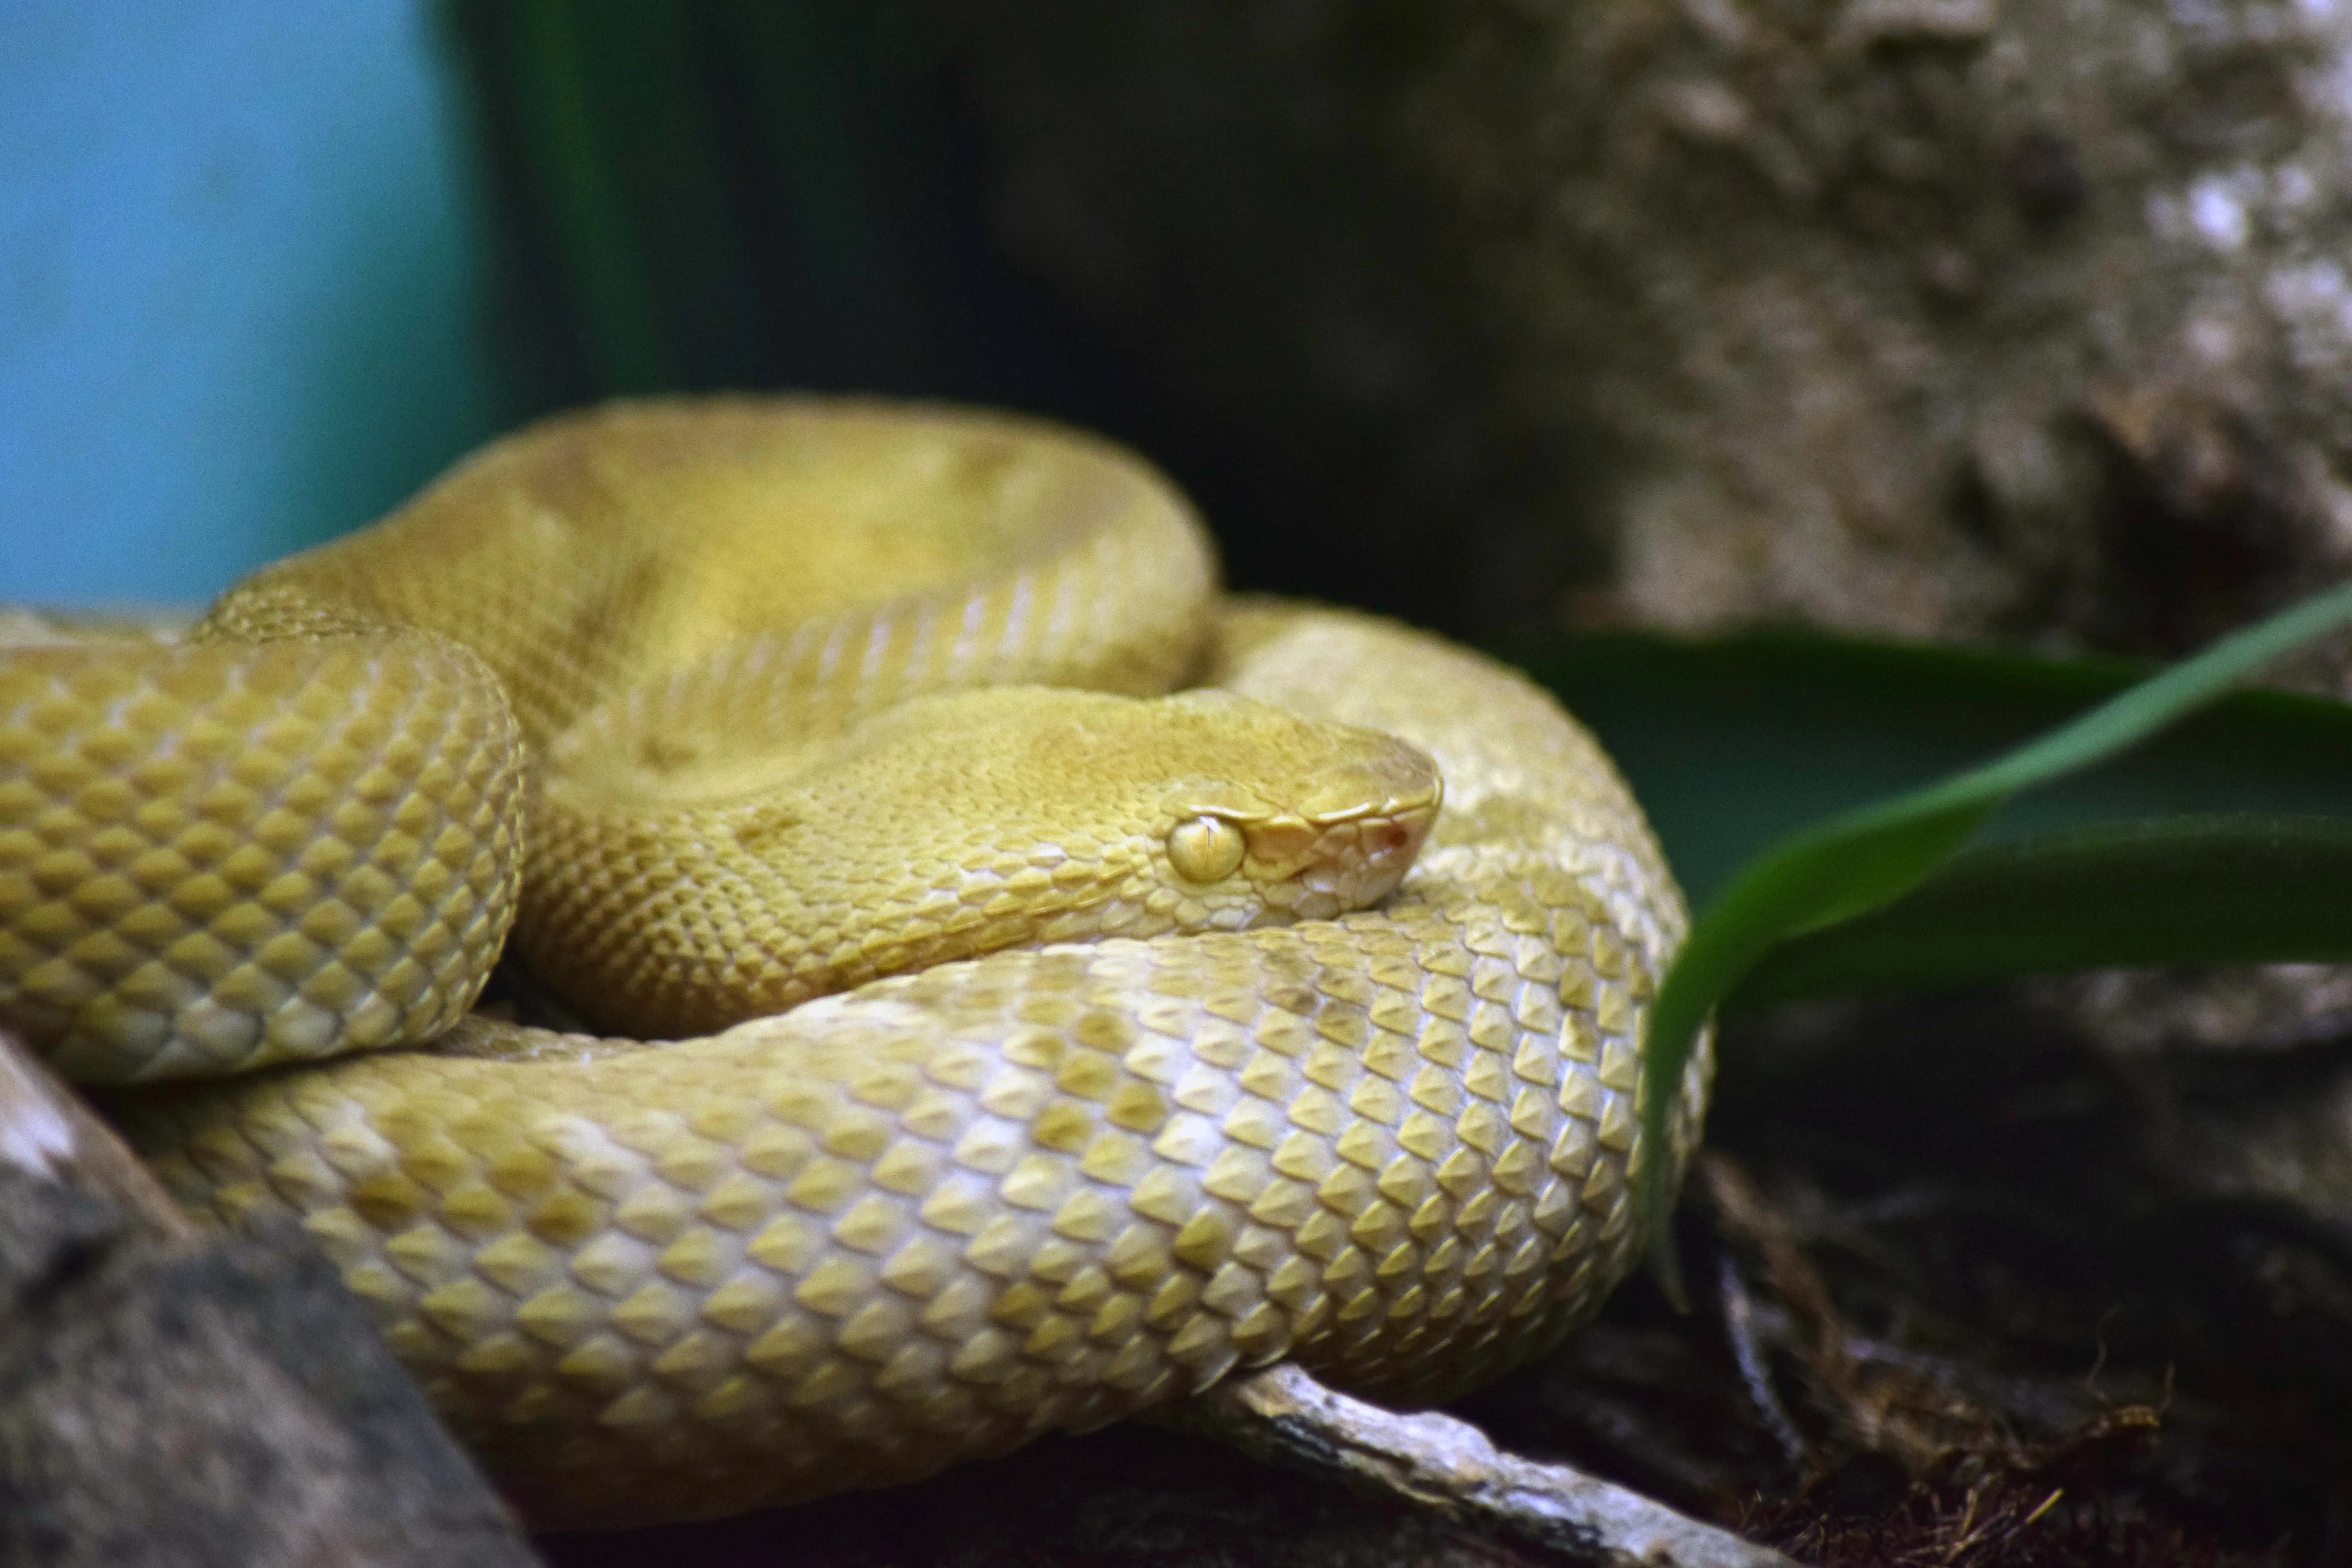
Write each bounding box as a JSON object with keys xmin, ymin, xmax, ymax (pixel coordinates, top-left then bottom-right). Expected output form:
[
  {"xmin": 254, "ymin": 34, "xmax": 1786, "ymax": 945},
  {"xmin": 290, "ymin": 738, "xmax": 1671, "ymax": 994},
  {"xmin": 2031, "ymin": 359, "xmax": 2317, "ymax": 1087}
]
[
  {"xmin": 509, "ymin": 788, "xmax": 1174, "ymax": 1038},
  {"xmin": 512, "ymin": 682, "xmax": 1443, "ymax": 1040}
]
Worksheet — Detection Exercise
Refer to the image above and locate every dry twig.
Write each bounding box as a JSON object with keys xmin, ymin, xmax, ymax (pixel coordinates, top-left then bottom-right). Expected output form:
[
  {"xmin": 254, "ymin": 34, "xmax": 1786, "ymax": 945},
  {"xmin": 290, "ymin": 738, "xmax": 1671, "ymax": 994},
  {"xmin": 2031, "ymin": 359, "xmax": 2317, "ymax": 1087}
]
[{"xmin": 1176, "ymin": 1362, "xmax": 1800, "ymax": 1568}]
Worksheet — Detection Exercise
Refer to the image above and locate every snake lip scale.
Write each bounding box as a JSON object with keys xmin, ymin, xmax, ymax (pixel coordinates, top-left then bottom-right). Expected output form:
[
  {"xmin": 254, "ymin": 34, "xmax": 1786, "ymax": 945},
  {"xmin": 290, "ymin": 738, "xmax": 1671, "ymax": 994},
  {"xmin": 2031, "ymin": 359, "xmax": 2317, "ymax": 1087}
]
[{"xmin": 3, "ymin": 396, "xmax": 1711, "ymax": 1528}]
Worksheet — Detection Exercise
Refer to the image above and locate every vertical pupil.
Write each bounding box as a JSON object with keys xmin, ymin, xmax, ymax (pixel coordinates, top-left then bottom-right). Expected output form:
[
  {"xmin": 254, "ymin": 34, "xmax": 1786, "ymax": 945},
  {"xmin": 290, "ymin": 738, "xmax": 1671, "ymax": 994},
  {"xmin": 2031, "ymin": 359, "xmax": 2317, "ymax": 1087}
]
[{"xmin": 1171, "ymin": 816, "xmax": 1241, "ymax": 882}]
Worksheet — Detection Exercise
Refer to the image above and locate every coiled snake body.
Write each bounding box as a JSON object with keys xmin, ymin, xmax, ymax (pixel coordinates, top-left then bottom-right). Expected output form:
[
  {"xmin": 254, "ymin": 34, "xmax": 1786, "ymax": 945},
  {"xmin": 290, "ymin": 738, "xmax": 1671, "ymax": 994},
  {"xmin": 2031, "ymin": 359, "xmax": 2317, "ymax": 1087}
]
[{"xmin": 0, "ymin": 400, "xmax": 1710, "ymax": 1527}]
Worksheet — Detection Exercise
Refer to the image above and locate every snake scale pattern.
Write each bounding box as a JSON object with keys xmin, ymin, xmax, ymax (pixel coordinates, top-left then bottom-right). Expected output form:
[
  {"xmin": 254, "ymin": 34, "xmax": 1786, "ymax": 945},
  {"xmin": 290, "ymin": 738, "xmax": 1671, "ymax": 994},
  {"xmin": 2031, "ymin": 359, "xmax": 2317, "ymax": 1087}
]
[{"xmin": 0, "ymin": 399, "xmax": 1710, "ymax": 1528}]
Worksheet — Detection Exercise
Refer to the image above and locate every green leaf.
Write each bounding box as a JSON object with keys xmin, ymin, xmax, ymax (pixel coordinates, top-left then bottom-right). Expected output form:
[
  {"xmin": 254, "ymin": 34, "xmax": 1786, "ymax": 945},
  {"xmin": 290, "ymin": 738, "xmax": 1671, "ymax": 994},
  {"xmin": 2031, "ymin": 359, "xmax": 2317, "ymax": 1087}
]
[
  {"xmin": 1738, "ymin": 814, "xmax": 2352, "ymax": 1004},
  {"xmin": 1617, "ymin": 579, "xmax": 2352, "ymax": 1296},
  {"xmin": 505, "ymin": 0, "xmax": 676, "ymax": 392},
  {"xmin": 1523, "ymin": 629, "xmax": 2352, "ymax": 910}
]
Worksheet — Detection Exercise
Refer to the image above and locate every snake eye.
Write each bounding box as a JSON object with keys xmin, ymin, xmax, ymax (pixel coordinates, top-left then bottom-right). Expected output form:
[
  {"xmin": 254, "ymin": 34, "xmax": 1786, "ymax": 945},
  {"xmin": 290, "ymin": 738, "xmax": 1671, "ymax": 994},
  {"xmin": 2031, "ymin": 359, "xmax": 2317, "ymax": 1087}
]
[{"xmin": 1166, "ymin": 815, "xmax": 1246, "ymax": 883}]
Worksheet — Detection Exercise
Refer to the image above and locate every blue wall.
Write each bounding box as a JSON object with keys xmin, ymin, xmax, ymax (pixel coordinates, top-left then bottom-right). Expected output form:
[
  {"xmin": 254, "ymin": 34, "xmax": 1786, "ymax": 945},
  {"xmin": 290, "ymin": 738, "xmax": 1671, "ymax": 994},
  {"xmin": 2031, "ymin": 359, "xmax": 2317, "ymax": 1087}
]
[{"xmin": 0, "ymin": 1, "xmax": 506, "ymax": 604}]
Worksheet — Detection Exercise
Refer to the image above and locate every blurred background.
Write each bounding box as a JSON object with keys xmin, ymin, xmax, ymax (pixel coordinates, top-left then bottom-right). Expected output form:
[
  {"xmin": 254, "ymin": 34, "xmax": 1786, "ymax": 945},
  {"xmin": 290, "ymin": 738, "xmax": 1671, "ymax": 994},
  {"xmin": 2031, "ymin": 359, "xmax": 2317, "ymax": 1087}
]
[
  {"xmin": 1, "ymin": 2, "xmax": 503, "ymax": 602},
  {"xmin": 0, "ymin": 0, "xmax": 1710, "ymax": 637},
  {"xmin": 0, "ymin": 0, "xmax": 1159, "ymax": 608},
  {"xmin": 23, "ymin": 0, "xmax": 2352, "ymax": 660}
]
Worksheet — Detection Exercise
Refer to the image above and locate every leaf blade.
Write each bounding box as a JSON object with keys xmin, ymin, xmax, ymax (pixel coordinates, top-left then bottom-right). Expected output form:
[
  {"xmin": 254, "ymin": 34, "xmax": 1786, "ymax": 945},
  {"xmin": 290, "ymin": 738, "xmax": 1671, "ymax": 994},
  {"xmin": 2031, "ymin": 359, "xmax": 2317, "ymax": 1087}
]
[
  {"xmin": 1632, "ymin": 579, "xmax": 2352, "ymax": 1290},
  {"xmin": 1735, "ymin": 814, "xmax": 2352, "ymax": 1006}
]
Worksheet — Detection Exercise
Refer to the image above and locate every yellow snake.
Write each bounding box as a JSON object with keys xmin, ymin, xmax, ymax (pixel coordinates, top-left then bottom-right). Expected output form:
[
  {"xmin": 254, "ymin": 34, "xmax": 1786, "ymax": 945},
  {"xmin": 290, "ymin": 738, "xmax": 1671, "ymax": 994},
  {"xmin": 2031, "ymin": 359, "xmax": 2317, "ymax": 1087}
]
[{"xmin": 0, "ymin": 398, "xmax": 1710, "ymax": 1528}]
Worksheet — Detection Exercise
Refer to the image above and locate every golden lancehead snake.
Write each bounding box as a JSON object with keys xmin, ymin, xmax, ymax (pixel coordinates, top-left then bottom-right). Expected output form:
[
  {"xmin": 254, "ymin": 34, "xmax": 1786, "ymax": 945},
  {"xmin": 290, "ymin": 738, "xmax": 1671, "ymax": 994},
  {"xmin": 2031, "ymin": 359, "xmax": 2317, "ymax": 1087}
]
[{"xmin": 0, "ymin": 398, "xmax": 1710, "ymax": 1528}]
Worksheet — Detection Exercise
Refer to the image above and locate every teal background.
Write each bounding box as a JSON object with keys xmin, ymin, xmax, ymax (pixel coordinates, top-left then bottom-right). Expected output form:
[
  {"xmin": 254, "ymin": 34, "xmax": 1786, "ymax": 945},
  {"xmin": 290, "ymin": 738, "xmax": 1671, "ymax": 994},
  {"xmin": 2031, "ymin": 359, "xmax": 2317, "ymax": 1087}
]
[{"xmin": 0, "ymin": 1, "xmax": 506, "ymax": 605}]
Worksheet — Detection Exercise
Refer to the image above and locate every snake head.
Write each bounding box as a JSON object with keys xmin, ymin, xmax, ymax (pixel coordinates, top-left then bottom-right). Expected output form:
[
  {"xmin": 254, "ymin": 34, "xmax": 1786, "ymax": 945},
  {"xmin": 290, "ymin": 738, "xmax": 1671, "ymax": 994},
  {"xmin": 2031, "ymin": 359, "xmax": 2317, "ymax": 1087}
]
[
  {"xmin": 530, "ymin": 683, "xmax": 1450, "ymax": 1028},
  {"xmin": 1152, "ymin": 690, "xmax": 1442, "ymax": 924}
]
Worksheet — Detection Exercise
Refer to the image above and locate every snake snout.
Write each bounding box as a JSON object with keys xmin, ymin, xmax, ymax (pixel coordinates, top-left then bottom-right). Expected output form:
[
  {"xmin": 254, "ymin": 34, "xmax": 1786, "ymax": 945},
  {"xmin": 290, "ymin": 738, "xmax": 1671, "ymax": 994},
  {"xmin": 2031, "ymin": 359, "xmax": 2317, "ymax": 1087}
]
[
  {"xmin": 1245, "ymin": 731, "xmax": 1444, "ymax": 917},
  {"xmin": 1248, "ymin": 784, "xmax": 1441, "ymax": 918}
]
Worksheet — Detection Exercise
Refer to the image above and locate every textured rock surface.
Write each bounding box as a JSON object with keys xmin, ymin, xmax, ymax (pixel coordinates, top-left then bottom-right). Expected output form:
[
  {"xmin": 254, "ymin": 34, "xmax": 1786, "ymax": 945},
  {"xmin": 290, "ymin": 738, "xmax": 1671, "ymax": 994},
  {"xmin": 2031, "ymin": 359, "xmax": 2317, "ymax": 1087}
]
[
  {"xmin": 942, "ymin": 0, "xmax": 2352, "ymax": 654},
  {"xmin": 0, "ymin": 1035, "xmax": 538, "ymax": 1568}
]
